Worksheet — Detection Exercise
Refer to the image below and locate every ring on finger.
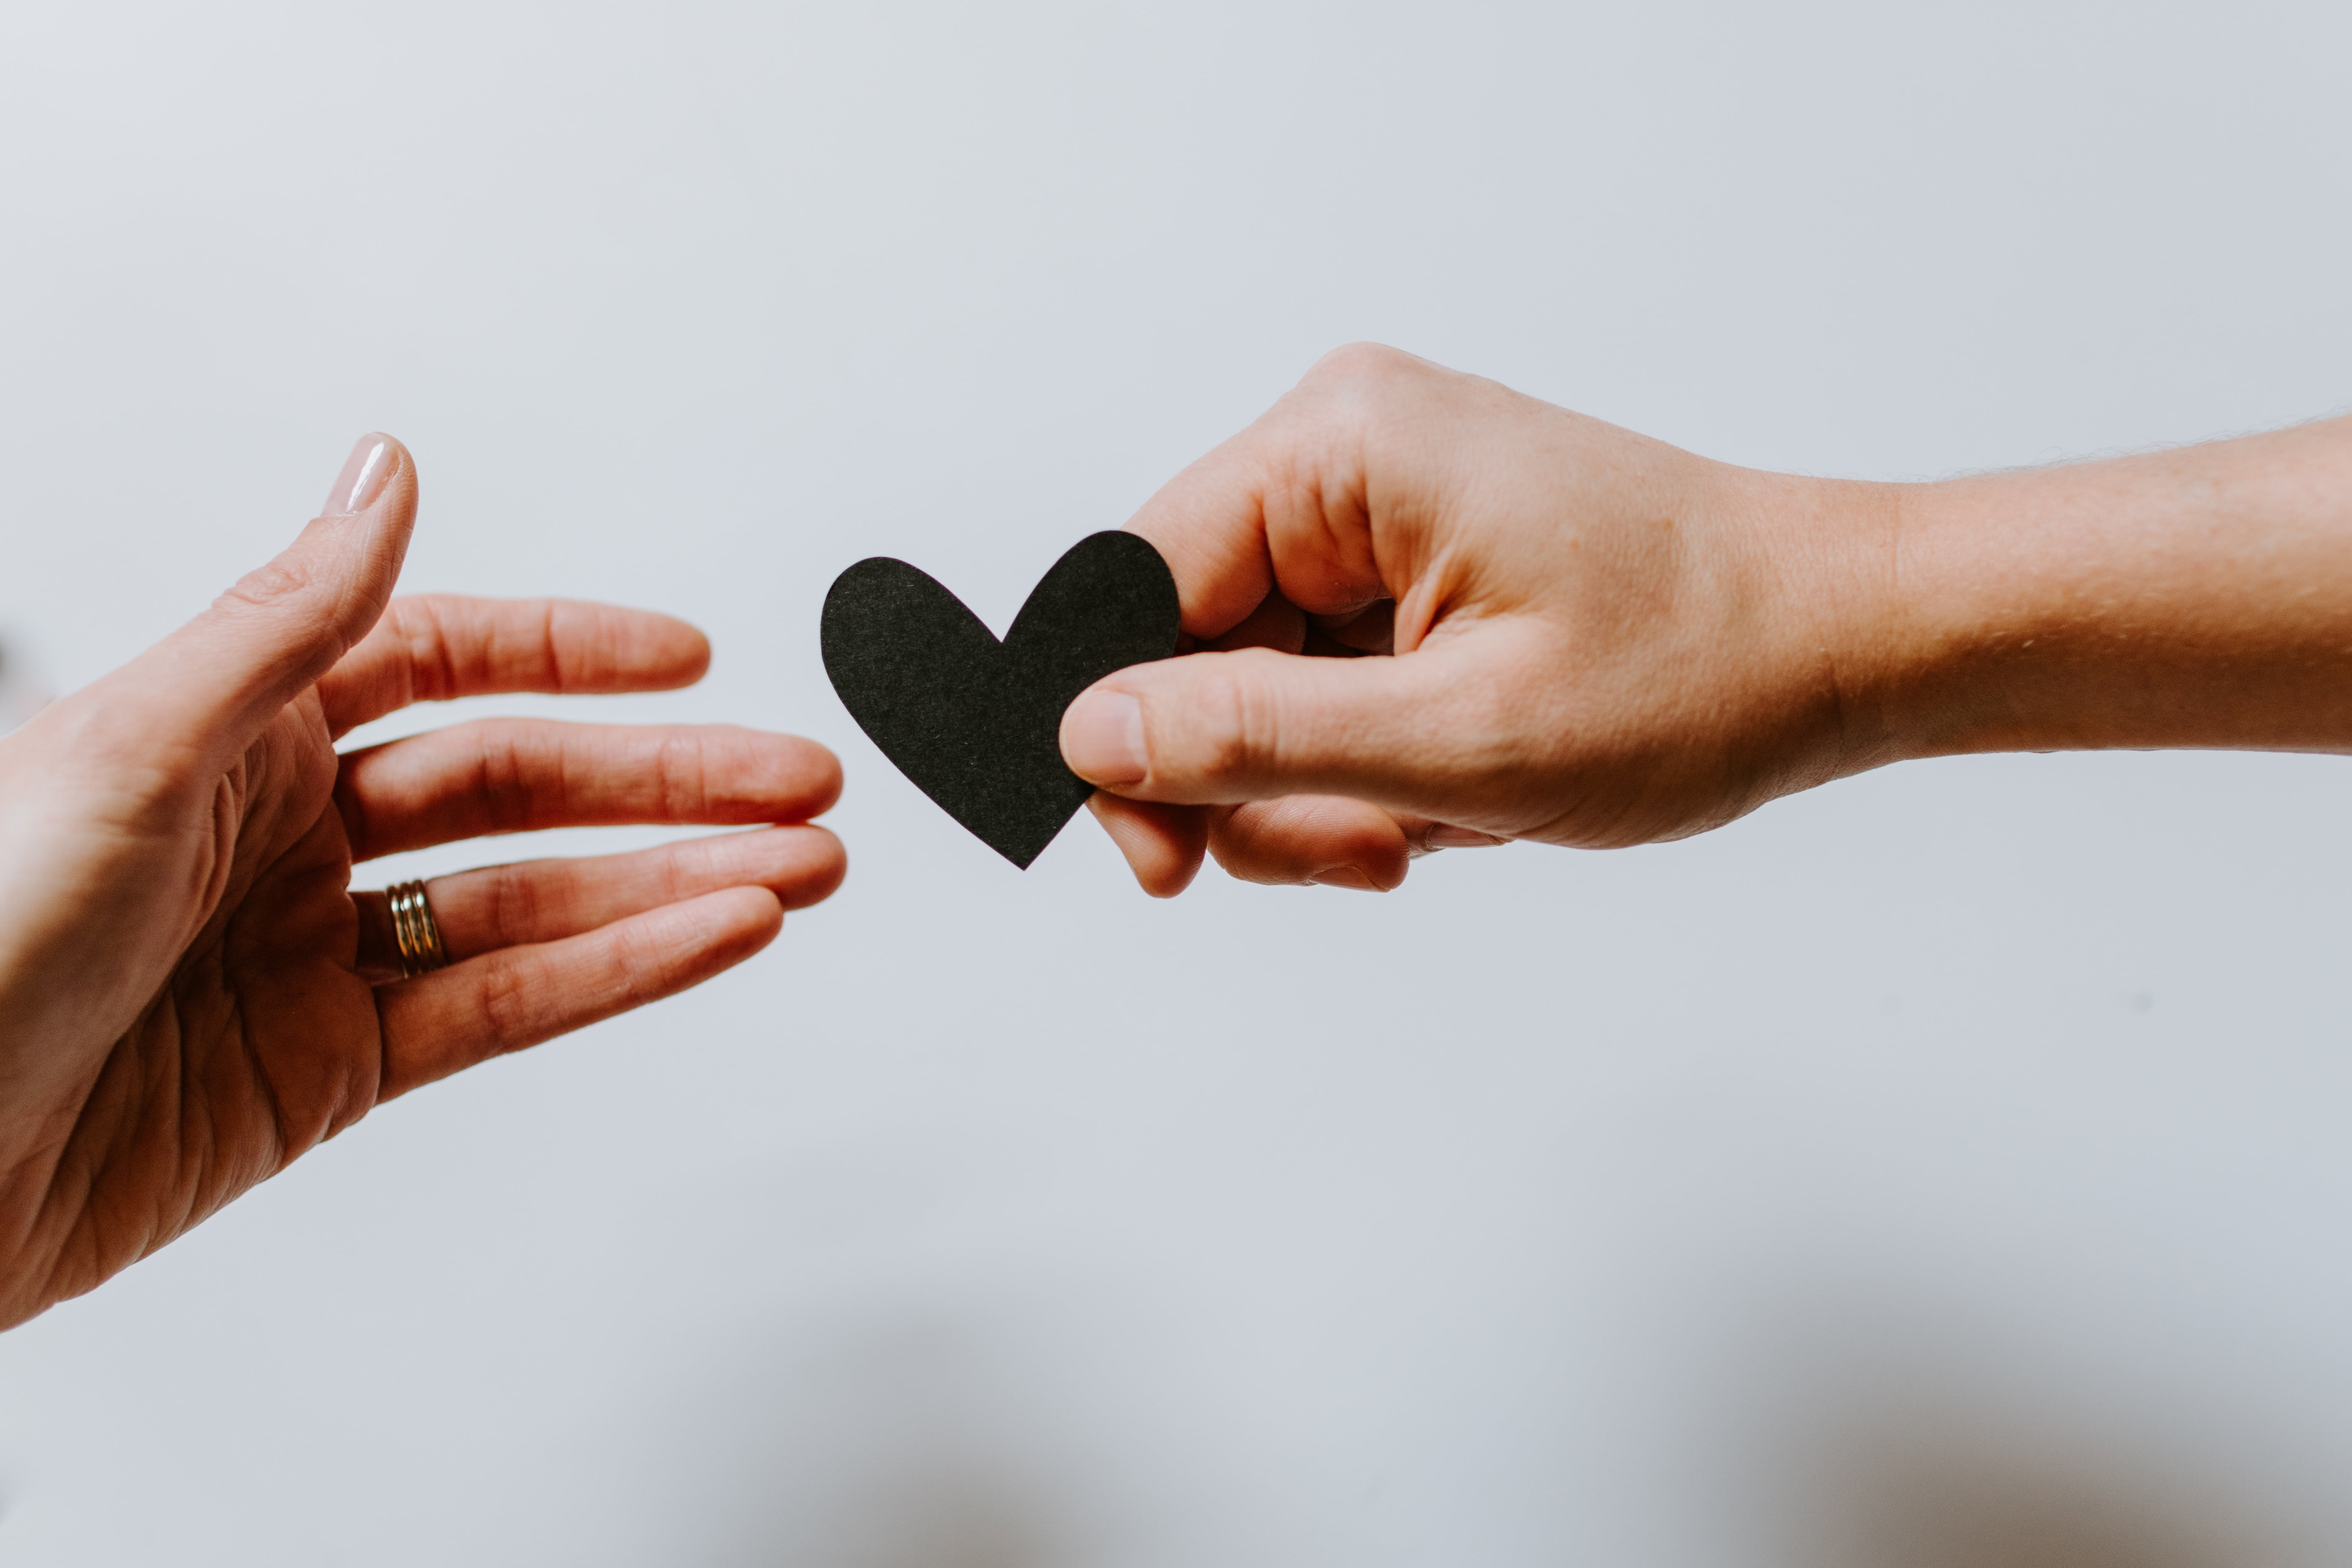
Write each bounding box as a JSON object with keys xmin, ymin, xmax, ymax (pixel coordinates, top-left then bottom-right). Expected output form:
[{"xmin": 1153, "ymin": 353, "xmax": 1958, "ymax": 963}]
[{"xmin": 387, "ymin": 879, "xmax": 452, "ymax": 978}]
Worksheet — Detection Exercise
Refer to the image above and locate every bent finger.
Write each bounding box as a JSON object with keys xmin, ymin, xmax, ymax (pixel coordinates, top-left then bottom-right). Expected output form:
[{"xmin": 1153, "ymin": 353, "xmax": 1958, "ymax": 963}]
[
  {"xmin": 354, "ymin": 825, "xmax": 844, "ymax": 976},
  {"xmin": 1203, "ymin": 800, "xmax": 1512, "ymax": 890},
  {"xmin": 1208, "ymin": 796, "xmax": 1413, "ymax": 890},
  {"xmin": 320, "ymin": 596, "xmax": 710, "ymax": 738},
  {"xmin": 336, "ymin": 720, "xmax": 842, "ymax": 860},
  {"xmin": 374, "ymin": 886, "xmax": 784, "ymax": 1100},
  {"xmin": 1123, "ymin": 343, "xmax": 1465, "ymax": 638},
  {"xmin": 1083, "ymin": 794, "xmax": 1209, "ymax": 898}
]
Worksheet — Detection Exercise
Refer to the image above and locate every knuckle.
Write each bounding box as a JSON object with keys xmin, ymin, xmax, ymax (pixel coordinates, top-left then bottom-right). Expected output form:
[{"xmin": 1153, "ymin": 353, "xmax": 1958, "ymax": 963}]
[
  {"xmin": 375, "ymin": 597, "xmax": 450, "ymax": 702},
  {"xmin": 216, "ymin": 557, "xmax": 343, "ymax": 652},
  {"xmin": 476, "ymin": 954, "xmax": 536, "ymax": 1047},
  {"xmin": 1304, "ymin": 340, "xmax": 1416, "ymax": 392},
  {"xmin": 606, "ymin": 919, "xmax": 666, "ymax": 1009},
  {"xmin": 660, "ymin": 842, "xmax": 705, "ymax": 902},
  {"xmin": 1279, "ymin": 345, "xmax": 1424, "ymax": 510},
  {"xmin": 471, "ymin": 723, "xmax": 539, "ymax": 833},
  {"xmin": 1184, "ymin": 655, "xmax": 1278, "ymax": 792},
  {"xmin": 1447, "ymin": 668, "xmax": 1517, "ymax": 759},
  {"xmin": 213, "ymin": 547, "xmax": 351, "ymax": 662},
  {"xmin": 406, "ymin": 597, "xmax": 464, "ymax": 699},
  {"xmin": 1423, "ymin": 673, "xmax": 1515, "ymax": 795},
  {"xmin": 537, "ymin": 599, "xmax": 567, "ymax": 688},
  {"xmin": 1297, "ymin": 343, "xmax": 1426, "ymax": 432},
  {"xmin": 219, "ymin": 553, "xmax": 320, "ymax": 612},
  {"xmin": 656, "ymin": 729, "xmax": 713, "ymax": 819},
  {"xmin": 486, "ymin": 864, "xmax": 539, "ymax": 947}
]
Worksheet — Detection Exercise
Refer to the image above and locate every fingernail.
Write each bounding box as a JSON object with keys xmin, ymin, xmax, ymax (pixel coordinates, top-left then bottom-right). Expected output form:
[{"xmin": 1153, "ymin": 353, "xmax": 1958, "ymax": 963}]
[
  {"xmin": 1309, "ymin": 866, "xmax": 1380, "ymax": 891},
  {"xmin": 1062, "ymin": 689, "xmax": 1147, "ymax": 785},
  {"xmin": 324, "ymin": 433, "xmax": 395, "ymax": 517},
  {"xmin": 1426, "ymin": 825, "xmax": 1508, "ymax": 849}
]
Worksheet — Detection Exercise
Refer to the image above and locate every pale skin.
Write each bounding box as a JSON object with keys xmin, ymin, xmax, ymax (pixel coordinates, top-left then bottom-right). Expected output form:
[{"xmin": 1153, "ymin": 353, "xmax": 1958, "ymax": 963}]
[
  {"xmin": 1062, "ymin": 344, "xmax": 2352, "ymax": 895},
  {"xmin": 0, "ymin": 436, "xmax": 844, "ymax": 1328}
]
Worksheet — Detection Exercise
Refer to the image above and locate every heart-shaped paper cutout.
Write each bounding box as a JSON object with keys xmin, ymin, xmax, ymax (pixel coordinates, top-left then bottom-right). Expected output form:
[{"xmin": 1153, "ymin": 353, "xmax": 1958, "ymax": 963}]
[{"xmin": 820, "ymin": 531, "xmax": 1181, "ymax": 867}]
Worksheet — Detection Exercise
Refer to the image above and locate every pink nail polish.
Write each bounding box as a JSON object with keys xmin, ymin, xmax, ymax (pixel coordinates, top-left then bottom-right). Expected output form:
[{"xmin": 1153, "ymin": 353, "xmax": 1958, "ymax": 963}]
[
  {"xmin": 1061, "ymin": 689, "xmax": 1148, "ymax": 786},
  {"xmin": 324, "ymin": 434, "xmax": 395, "ymax": 517},
  {"xmin": 1426, "ymin": 825, "xmax": 1508, "ymax": 849}
]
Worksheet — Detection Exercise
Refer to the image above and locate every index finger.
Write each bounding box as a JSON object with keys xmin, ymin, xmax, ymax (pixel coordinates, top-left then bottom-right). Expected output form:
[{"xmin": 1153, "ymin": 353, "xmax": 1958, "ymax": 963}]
[
  {"xmin": 318, "ymin": 595, "xmax": 710, "ymax": 737},
  {"xmin": 1123, "ymin": 343, "xmax": 1463, "ymax": 640}
]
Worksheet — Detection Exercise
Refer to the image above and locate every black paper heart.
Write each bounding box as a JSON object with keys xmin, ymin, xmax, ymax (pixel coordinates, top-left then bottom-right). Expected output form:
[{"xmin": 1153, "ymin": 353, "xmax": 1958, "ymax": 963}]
[{"xmin": 820, "ymin": 531, "xmax": 1181, "ymax": 868}]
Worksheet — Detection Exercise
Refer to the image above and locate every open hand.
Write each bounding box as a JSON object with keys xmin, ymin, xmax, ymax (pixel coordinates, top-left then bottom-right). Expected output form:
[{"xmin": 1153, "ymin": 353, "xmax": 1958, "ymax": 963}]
[{"xmin": 0, "ymin": 436, "xmax": 843, "ymax": 1327}]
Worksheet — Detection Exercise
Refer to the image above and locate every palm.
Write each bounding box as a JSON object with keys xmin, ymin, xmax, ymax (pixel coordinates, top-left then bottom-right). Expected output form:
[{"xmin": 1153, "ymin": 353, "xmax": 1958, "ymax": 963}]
[{"xmin": 55, "ymin": 700, "xmax": 378, "ymax": 1305}]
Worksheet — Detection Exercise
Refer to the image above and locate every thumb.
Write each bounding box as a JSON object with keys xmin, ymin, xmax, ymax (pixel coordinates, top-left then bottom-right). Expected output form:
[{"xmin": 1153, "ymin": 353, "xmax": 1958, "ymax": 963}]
[
  {"xmin": 1060, "ymin": 642, "xmax": 1496, "ymax": 819},
  {"xmin": 109, "ymin": 434, "xmax": 418, "ymax": 768}
]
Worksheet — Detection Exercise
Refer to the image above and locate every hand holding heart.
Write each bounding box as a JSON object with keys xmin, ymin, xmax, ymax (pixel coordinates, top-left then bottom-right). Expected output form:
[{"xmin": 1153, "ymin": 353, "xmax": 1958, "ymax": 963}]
[
  {"xmin": 1062, "ymin": 343, "xmax": 2352, "ymax": 896},
  {"xmin": 1056, "ymin": 343, "xmax": 1884, "ymax": 895}
]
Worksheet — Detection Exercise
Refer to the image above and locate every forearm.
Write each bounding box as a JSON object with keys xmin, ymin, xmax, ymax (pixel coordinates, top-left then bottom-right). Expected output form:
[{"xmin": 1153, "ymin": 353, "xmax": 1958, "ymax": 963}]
[{"xmin": 1843, "ymin": 415, "xmax": 2352, "ymax": 763}]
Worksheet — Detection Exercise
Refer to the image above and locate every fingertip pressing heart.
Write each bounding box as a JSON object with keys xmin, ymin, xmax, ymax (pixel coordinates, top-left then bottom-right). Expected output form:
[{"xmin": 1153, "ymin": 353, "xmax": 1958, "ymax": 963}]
[{"xmin": 1062, "ymin": 688, "xmax": 1147, "ymax": 786}]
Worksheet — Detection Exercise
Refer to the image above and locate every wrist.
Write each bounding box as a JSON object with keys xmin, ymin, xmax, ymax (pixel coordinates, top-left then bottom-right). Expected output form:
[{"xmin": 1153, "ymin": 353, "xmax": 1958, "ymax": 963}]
[
  {"xmin": 1838, "ymin": 416, "xmax": 2352, "ymax": 764},
  {"xmin": 1718, "ymin": 468, "xmax": 1916, "ymax": 788}
]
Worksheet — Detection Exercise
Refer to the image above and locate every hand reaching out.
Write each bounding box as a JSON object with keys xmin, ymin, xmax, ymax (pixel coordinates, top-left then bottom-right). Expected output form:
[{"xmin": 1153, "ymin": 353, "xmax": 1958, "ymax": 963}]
[
  {"xmin": 1064, "ymin": 345, "xmax": 2352, "ymax": 894},
  {"xmin": 0, "ymin": 436, "xmax": 843, "ymax": 1328},
  {"xmin": 1059, "ymin": 344, "xmax": 1882, "ymax": 893}
]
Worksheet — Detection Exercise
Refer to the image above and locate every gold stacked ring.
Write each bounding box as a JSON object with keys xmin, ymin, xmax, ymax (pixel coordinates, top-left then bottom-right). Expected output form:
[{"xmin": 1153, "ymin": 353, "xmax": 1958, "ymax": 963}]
[{"xmin": 387, "ymin": 880, "xmax": 450, "ymax": 979}]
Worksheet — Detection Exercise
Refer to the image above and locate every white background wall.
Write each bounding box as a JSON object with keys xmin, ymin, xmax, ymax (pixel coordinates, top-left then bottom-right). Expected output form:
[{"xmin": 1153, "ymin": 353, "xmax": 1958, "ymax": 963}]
[{"xmin": 4, "ymin": 2, "xmax": 2351, "ymax": 1563}]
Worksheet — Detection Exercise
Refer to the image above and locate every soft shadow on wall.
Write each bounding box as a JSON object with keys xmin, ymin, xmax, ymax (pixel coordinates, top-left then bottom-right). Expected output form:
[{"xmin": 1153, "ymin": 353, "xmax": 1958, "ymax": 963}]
[
  {"xmin": 1819, "ymin": 1419, "xmax": 2287, "ymax": 1568},
  {"xmin": 583, "ymin": 1274, "xmax": 2351, "ymax": 1568},
  {"xmin": 1750, "ymin": 1305, "xmax": 2332, "ymax": 1568}
]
